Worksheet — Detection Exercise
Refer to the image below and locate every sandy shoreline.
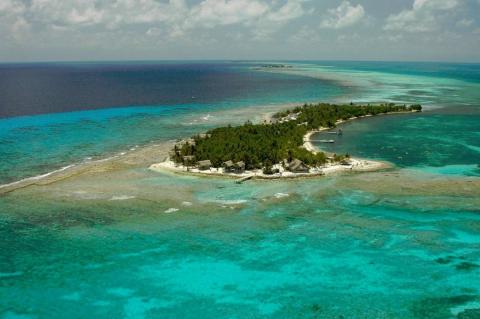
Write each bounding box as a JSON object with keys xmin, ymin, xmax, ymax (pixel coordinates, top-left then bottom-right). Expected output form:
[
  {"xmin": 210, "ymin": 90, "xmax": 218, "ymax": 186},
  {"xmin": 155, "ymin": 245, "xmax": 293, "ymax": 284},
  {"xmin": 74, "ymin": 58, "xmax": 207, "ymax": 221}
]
[
  {"xmin": 303, "ymin": 129, "xmax": 328, "ymax": 154},
  {"xmin": 149, "ymin": 157, "xmax": 390, "ymax": 180}
]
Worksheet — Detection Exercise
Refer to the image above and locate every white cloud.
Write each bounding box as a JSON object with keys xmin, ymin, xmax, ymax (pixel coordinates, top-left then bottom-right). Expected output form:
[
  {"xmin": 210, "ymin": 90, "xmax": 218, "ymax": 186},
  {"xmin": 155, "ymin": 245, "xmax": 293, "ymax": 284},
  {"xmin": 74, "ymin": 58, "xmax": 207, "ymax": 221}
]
[
  {"xmin": 187, "ymin": 0, "xmax": 268, "ymax": 28},
  {"xmin": 66, "ymin": 7, "xmax": 104, "ymax": 26},
  {"xmin": 456, "ymin": 18, "xmax": 474, "ymax": 28},
  {"xmin": 1, "ymin": 0, "xmax": 477, "ymax": 62},
  {"xmin": 321, "ymin": 1, "xmax": 365, "ymax": 29},
  {"xmin": 384, "ymin": 0, "xmax": 460, "ymax": 32},
  {"xmin": 0, "ymin": 0, "xmax": 25, "ymax": 15},
  {"xmin": 0, "ymin": 0, "xmax": 310, "ymax": 40},
  {"xmin": 146, "ymin": 27, "xmax": 162, "ymax": 37},
  {"xmin": 182, "ymin": 0, "xmax": 311, "ymax": 39},
  {"xmin": 336, "ymin": 32, "xmax": 360, "ymax": 43},
  {"xmin": 266, "ymin": 0, "xmax": 309, "ymax": 23},
  {"xmin": 412, "ymin": 0, "xmax": 459, "ymax": 11},
  {"xmin": 289, "ymin": 26, "xmax": 320, "ymax": 42},
  {"xmin": 0, "ymin": 0, "xmax": 305, "ymax": 34},
  {"xmin": 251, "ymin": 0, "xmax": 311, "ymax": 39},
  {"xmin": 11, "ymin": 16, "xmax": 30, "ymax": 39},
  {"xmin": 386, "ymin": 34, "xmax": 404, "ymax": 42}
]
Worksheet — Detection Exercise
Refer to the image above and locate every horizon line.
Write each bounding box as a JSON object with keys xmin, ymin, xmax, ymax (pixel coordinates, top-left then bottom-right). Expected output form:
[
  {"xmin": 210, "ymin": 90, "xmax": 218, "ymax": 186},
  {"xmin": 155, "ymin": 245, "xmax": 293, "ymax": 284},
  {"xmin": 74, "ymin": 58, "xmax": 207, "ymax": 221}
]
[{"xmin": 1, "ymin": 58, "xmax": 479, "ymax": 65}]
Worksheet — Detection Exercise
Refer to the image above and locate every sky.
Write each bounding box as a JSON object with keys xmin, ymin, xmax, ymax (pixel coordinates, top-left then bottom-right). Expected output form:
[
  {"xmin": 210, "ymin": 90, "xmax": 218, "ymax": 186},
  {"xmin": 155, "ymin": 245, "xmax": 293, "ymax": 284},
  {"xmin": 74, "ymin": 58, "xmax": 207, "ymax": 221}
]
[{"xmin": 0, "ymin": 0, "xmax": 479, "ymax": 62}]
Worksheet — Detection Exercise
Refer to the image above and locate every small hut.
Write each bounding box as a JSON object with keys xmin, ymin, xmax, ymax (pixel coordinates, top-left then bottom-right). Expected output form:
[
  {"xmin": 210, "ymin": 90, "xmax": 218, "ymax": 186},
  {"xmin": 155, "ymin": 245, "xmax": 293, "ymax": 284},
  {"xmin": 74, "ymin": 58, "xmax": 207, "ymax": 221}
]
[
  {"xmin": 183, "ymin": 155, "xmax": 195, "ymax": 166},
  {"xmin": 223, "ymin": 160, "xmax": 235, "ymax": 173},
  {"xmin": 235, "ymin": 161, "xmax": 245, "ymax": 173},
  {"xmin": 288, "ymin": 159, "xmax": 309, "ymax": 173},
  {"xmin": 186, "ymin": 139, "xmax": 196, "ymax": 147},
  {"xmin": 198, "ymin": 160, "xmax": 212, "ymax": 171}
]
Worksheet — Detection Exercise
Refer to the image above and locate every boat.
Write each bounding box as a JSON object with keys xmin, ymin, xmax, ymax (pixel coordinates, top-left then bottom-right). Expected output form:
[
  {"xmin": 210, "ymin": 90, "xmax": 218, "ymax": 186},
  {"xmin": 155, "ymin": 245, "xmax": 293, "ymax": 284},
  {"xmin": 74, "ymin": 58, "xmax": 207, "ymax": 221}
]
[{"xmin": 326, "ymin": 129, "xmax": 343, "ymax": 135}]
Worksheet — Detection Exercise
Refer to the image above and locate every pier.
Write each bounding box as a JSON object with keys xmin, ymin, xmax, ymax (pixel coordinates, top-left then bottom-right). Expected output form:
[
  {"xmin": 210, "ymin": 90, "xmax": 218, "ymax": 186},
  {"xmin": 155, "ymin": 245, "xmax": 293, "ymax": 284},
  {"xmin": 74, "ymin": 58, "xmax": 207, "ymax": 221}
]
[
  {"xmin": 235, "ymin": 175, "xmax": 253, "ymax": 184},
  {"xmin": 311, "ymin": 139, "xmax": 335, "ymax": 143},
  {"xmin": 326, "ymin": 129, "xmax": 343, "ymax": 135}
]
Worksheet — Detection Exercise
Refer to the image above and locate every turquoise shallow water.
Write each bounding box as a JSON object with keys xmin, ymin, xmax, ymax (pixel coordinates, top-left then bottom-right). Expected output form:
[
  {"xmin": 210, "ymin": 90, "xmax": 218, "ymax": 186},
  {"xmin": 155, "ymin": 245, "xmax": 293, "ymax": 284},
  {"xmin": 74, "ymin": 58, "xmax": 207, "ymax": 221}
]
[
  {"xmin": 281, "ymin": 61, "xmax": 480, "ymax": 107},
  {"xmin": 315, "ymin": 112, "xmax": 480, "ymax": 176},
  {"xmin": 1, "ymin": 61, "xmax": 480, "ymax": 318},
  {"xmin": 1, "ymin": 174, "xmax": 479, "ymax": 318}
]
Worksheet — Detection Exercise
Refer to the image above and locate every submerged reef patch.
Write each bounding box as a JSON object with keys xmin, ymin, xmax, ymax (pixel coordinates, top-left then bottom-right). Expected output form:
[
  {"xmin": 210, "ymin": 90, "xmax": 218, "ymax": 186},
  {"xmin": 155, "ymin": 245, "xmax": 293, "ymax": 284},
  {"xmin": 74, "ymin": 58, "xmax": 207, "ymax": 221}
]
[{"xmin": 411, "ymin": 295, "xmax": 478, "ymax": 319}]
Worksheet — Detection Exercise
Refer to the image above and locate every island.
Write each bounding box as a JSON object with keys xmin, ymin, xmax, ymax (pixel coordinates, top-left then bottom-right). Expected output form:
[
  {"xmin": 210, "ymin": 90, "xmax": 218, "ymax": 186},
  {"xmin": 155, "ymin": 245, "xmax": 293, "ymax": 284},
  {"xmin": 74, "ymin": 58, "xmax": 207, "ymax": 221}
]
[{"xmin": 150, "ymin": 103, "xmax": 422, "ymax": 179}]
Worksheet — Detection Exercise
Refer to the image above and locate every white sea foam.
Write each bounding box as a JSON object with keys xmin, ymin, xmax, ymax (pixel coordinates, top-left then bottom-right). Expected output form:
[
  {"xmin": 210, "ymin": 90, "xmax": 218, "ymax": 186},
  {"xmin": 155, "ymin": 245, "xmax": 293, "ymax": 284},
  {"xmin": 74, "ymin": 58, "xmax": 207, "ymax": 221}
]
[
  {"xmin": 94, "ymin": 155, "xmax": 119, "ymax": 163},
  {"xmin": 214, "ymin": 199, "xmax": 248, "ymax": 205},
  {"xmin": 110, "ymin": 195, "xmax": 136, "ymax": 201},
  {"xmin": 73, "ymin": 192, "xmax": 106, "ymax": 200},
  {"xmin": 0, "ymin": 149, "xmax": 131, "ymax": 191},
  {"xmin": 0, "ymin": 164, "xmax": 76, "ymax": 190}
]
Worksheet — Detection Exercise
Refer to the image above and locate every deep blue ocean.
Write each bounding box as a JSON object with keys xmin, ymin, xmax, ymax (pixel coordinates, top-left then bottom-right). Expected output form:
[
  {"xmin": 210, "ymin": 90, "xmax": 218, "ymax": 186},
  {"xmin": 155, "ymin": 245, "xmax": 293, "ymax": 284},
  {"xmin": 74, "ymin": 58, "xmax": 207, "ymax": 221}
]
[{"xmin": 0, "ymin": 62, "xmax": 345, "ymax": 118}]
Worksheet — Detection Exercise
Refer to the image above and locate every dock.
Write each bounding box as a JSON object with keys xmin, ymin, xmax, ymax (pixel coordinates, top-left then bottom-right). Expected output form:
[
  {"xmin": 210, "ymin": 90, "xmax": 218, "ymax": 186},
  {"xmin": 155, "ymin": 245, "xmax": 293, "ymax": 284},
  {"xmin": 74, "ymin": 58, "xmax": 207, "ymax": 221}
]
[
  {"xmin": 312, "ymin": 139, "xmax": 335, "ymax": 143},
  {"xmin": 326, "ymin": 129, "xmax": 343, "ymax": 135},
  {"xmin": 235, "ymin": 175, "xmax": 253, "ymax": 184}
]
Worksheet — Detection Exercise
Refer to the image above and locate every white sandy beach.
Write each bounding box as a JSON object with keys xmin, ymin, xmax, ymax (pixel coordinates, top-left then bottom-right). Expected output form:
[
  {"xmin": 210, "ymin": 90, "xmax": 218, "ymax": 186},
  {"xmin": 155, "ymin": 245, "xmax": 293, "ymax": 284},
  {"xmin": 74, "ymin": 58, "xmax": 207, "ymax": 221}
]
[{"xmin": 149, "ymin": 157, "xmax": 390, "ymax": 180}]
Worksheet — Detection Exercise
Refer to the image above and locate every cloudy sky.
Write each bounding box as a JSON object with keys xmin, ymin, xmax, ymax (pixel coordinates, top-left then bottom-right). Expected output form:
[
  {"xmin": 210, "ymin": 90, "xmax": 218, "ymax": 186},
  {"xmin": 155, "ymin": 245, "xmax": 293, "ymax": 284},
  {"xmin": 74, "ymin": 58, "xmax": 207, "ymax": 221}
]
[{"xmin": 1, "ymin": 0, "xmax": 479, "ymax": 62}]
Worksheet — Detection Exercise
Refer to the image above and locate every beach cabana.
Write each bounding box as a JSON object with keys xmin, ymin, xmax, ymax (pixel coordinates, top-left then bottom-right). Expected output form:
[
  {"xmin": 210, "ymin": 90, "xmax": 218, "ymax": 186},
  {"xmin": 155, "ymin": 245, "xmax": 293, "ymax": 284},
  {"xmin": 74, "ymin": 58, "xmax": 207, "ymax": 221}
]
[
  {"xmin": 198, "ymin": 160, "xmax": 212, "ymax": 171},
  {"xmin": 223, "ymin": 160, "xmax": 235, "ymax": 172},
  {"xmin": 186, "ymin": 139, "xmax": 196, "ymax": 147},
  {"xmin": 288, "ymin": 159, "xmax": 309, "ymax": 173},
  {"xmin": 235, "ymin": 161, "xmax": 245, "ymax": 173},
  {"xmin": 183, "ymin": 156, "xmax": 195, "ymax": 166}
]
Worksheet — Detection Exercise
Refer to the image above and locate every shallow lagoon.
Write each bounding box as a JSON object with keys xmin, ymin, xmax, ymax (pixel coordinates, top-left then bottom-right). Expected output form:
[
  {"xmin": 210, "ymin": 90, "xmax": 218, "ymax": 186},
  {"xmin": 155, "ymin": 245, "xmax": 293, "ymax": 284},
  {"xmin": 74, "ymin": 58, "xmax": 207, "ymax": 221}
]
[{"xmin": 314, "ymin": 111, "xmax": 480, "ymax": 176}]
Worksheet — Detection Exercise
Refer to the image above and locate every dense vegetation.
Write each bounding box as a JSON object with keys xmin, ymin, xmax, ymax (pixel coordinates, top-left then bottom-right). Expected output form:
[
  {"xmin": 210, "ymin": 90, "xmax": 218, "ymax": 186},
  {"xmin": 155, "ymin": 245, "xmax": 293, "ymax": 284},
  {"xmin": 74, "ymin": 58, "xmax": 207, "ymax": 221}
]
[{"xmin": 172, "ymin": 103, "xmax": 422, "ymax": 169}]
